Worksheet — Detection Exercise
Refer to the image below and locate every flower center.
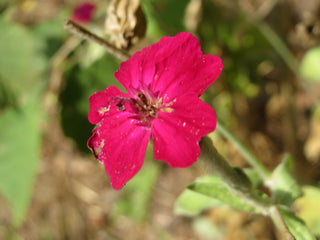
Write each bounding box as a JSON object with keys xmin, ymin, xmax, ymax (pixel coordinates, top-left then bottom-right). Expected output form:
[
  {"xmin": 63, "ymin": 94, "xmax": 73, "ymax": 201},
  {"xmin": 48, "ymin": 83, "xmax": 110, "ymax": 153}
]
[{"xmin": 134, "ymin": 93, "xmax": 162, "ymax": 118}]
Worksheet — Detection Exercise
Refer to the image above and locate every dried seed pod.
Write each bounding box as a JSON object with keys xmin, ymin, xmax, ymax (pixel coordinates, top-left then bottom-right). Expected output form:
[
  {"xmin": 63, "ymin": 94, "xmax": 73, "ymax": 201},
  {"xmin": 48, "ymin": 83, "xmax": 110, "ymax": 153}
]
[{"xmin": 105, "ymin": 0, "xmax": 146, "ymax": 49}]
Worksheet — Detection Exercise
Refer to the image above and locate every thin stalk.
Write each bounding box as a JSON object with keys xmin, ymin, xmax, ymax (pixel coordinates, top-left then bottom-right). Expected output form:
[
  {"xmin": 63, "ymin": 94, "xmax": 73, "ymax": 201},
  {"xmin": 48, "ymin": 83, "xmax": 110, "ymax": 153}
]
[
  {"xmin": 255, "ymin": 21, "xmax": 298, "ymax": 75},
  {"xmin": 269, "ymin": 206, "xmax": 295, "ymax": 240},
  {"xmin": 231, "ymin": 0, "xmax": 298, "ymax": 75},
  {"xmin": 64, "ymin": 19, "xmax": 131, "ymax": 61},
  {"xmin": 216, "ymin": 121, "xmax": 270, "ymax": 181}
]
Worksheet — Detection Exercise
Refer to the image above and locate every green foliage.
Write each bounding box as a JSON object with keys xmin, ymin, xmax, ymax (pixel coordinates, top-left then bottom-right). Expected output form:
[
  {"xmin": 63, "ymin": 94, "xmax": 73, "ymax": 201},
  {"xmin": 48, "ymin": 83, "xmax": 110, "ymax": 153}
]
[
  {"xmin": 294, "ymin": 186, "xmax": 320, "ymax": 235},
  {"xmin": 175, "ymin": 189, "xmax": 222, "ymax": 217},
  {"xmin": 143, "ymin": 0, "xmax": 188, "ymax": 34},
  {"xmin": 176, "ymin": 163, "xmax": 314, "ymax": 240},
  {"xmin": 177, "ymin": 126, "xmax": 311, "ymax": 239},
  {"xmin": 278, "ymin": 206, "xmax": 315, "ymax": 240},
  {"xmin": 199, "ymin": 1, "xmax": 277, "ymax": 96},
  {"xmin": 31, "ymin": 13, "xmax": 67, "ymax": 59},
  {"xmin": 243, "ymin": 168, "xmax": 263, "ymax": 188},
  {"xmin": 0, "ymin": 92, "xmax": 41, "ymax": 226},
  {"xmin": 0, "ymin": 16, "xmax": 46, "ymax": 227},
  {"xmin": 0, "ymin": 18, "xmax": 44, "ymax": 106},
  {"xmin": 141, "ymin": 1, "xmax": 164, "ymax": 38},
  {"xmin": 0, "ymin": 0, "xmax": 11, "ymax": 6},
  {"xmin": 300, "ymin": 46, "xmax": 320, "ymax": 83},
  {"xmin": 185, "ymin": 175, "xmax": 259, "ymax": 213},
  {"xmin": 267, "ymin": 154, "xmax": 302, "ymax": 206}
]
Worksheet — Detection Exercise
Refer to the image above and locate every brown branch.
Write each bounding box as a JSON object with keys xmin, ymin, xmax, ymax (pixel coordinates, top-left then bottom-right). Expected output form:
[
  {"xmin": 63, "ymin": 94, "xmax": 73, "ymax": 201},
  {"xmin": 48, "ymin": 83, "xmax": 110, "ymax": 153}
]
[{"xmin": 64, "ymin": 19, "xmax": 131, "ymax": 61}]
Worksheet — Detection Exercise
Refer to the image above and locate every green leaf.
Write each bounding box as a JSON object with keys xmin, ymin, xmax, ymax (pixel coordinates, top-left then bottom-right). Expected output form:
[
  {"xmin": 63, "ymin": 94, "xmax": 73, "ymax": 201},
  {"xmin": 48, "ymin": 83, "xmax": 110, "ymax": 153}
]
[
  {"xmin": 0, "ymin": 0, "xmax": 10, "ymax": 4},
  {"xmin": 0, "ymin": 18, "xmax": 44, "ymax": 99},
  {"xmin": 243, "ymin": 168, "xmax": 263, "ymax": 188},
  {"xmin": 300, "ymin": 46, "xmax": 320, "ymax": 83},
  {"xmin": 31, "ymin": 14, "xmax": 67, "ymax": 59},
  {"xmin": 143, "ymin": 0, "xmax": 188, "ymax": 34},
  {"xmin": 174, "ymin": 189, "xmax": 223, "ymax": 217},
  {"xmin": 31, "ymin": 13, "xmax": 66, "ymax": 40},
  {"xmin": 187, "ymin": 175, "xmax": 260, "ymax": 213},
  {"xmin": 267, "ymin": 154, "xmax": 302, "ymax": 206},
  {"xmin": 278, "ymin": 206, "xmax": 315, "ymax": 240},
  {"xmin": 0, "ymin": 93, "xmax": 41, "ymax": 226},
  {"xmin": 293, "ymin": 186, "xmax": 320, "ymax": 235},
  {"xmin": 141, "ymin": 1, "xmax": 164, "ymax": 38}
]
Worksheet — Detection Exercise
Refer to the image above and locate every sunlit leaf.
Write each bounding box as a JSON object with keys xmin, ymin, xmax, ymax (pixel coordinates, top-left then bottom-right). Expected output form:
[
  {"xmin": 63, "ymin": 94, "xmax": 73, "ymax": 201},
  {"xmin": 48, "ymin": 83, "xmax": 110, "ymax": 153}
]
[
  {"xmin": 243, "ymin": 168, "xmax": 263, "ymax": 188},
  {"xmin": 278, "ymin": 206, "xmax": 315, "ymax": 240},
  {"xmin": 143, "ymin": 0, "xmax": 188, "ymax": 33},
  {"xmin": 0, "ymin": 93, "xmax": 41, "ymax": 226},
  {"xmin": 293, "ymin": 186, "xmax": 320, "ymax": 235},
  {"xmin": 187, "ymin": 175, "xmax": 260, "ymax": 213},
  {"xmin": 267, "ymin": 154, "xmax": 302, "ymax": 206},
  {"xmin": 174, "ymin": 188, "xmax": 223, "ymax": 217}
]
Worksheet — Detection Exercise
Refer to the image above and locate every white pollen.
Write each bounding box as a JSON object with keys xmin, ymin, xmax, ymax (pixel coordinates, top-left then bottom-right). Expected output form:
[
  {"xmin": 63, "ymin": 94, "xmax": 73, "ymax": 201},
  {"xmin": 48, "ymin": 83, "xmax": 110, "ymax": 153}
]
[{"xmin": 99, "ymin": 105, "xmax": 110, "ymax": 115}]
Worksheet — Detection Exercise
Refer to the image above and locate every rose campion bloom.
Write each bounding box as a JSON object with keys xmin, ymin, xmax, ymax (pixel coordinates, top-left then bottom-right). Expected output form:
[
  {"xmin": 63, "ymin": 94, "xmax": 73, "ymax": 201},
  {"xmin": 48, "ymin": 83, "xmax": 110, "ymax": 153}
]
[
  {"xmin": 71, "ymin": 2, "xmax": 96, "ymax": 24},
  {"xmin": 88, "ymin": 32, "xmax": 223, "ymax": 189}
]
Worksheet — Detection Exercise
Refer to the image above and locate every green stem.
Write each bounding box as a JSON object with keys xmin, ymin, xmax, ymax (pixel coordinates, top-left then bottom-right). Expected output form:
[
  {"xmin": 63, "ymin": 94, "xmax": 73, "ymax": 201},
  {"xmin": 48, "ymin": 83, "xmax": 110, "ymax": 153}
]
[
  {"xmin": 234, "ymin": 0, "xmax": 299, "ymax": 75},
  {"xmin": 269, "ymin": 206, "xmax": 295, "ymax": 240},
  {"xmin": 216, "ymin": 121, "xmax": 270, "ymax": 181},
  {"xmin": 200, "ymin": 136, "xmax": 253, "ymax": 193},
  {"xmin": 200, "ymin": 137, "xmax": 270, "ymax": 215},
  {"xmin": 200, "ymin": 137, "xmax": 269, "ymax": 213},
  {"xmin": 255, "ymin": 21, "xmax": 298, "ymax": 75},
  {"xmin": 200, "ymin": 137, "xmax": 295, "ymax": 239}
]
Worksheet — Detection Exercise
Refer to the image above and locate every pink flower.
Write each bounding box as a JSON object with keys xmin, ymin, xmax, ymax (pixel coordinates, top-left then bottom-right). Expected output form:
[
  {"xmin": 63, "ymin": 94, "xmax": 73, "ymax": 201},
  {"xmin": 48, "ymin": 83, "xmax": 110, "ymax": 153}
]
[
  {"xmin": 71, "ymin": 2, "xmax": 96, "ymax": 24},
  {"xmin": 88, "ymin": 32, "xmax": 223, "ymax": 189}
]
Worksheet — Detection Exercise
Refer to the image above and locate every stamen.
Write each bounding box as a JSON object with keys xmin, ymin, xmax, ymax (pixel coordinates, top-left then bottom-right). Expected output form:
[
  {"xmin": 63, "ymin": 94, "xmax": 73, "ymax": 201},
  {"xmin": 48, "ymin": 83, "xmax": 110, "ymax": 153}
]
[
  {"xmin": 135, "ymin": 92, "xmax": 161, "ymax": 118},
  {"xmin": 161, "ymin": 107, "xmax": 174, "ymax": 113}
]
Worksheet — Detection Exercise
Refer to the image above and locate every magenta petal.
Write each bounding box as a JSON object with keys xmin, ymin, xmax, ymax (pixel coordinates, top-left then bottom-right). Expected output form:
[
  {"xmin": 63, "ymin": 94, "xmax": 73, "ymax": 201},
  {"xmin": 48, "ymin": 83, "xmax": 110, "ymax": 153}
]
[
  {"xmin": 88, "ymin": 112, "xmax": 151, "ymax": 190},
  {"xmin": 88, "ymin": 86, "xmax": 130, "ymax": 125},
  {"xmin": 162, "ymin": 93, "xmax": 217, "ymax": 136},
  {"xmin": 114, "ymin": 47, "xmax": 156, "ymax": 96},
  {"xmin": 114, "ymin": 32, "xmax": 223, "ymax": 100},
  {"xmin": 152, "ymin": 93, "xmax": 216, "ymax": 167},
  {"xmin": 152, "ymin": 119, "xmax": 200, "ymax": 167},
  {"xmin": 152, "ymin": 51, "xmax": 223, "ymax": 101}
]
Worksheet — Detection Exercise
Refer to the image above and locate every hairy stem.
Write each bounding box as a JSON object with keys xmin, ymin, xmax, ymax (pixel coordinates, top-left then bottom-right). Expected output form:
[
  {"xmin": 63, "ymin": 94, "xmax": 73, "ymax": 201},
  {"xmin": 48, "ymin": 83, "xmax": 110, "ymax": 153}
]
[
  {"xmin": 200, "ymin": 136, "xmax": 252, "ymax": 193},
  {"xmin": 64, "ymin": 19, "xmax": 131, "ymax": 61},
  {"xmin": 200, "ymin": 136, "xmax": 294, "ymax": 239}
]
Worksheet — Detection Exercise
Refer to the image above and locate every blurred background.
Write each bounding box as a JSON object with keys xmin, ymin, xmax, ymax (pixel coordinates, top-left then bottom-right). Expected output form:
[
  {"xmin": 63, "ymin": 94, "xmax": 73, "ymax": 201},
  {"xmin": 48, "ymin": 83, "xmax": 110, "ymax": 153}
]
[{"xmin": 0, "ymin": 0, "xmax": 320, "ymax": 239}]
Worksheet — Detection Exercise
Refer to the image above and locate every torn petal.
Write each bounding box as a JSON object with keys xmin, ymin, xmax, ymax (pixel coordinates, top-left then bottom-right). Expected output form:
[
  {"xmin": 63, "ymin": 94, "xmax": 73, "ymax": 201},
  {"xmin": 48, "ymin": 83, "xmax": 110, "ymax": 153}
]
[
  {"xmin": 88, "ymin": 86, "xmax": 130, "ymax": 125},
  {"xmin": 88, "ymin": 112, "xmax": 151, "ymax": 190}
]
